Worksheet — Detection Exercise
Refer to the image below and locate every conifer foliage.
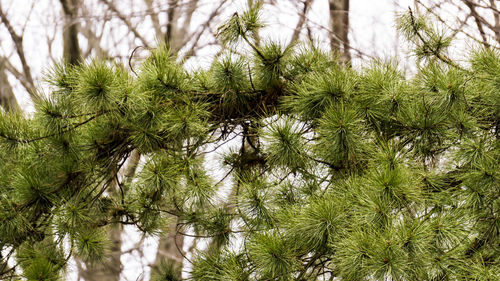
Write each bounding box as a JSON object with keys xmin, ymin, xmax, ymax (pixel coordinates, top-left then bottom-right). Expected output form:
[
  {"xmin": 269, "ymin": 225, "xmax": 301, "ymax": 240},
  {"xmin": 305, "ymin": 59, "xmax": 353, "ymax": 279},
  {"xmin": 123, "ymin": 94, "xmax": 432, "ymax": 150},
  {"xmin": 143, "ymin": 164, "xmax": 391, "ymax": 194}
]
[{"xmin": 1, "ymin": 5, "xmax": 500, "ymax": 280}]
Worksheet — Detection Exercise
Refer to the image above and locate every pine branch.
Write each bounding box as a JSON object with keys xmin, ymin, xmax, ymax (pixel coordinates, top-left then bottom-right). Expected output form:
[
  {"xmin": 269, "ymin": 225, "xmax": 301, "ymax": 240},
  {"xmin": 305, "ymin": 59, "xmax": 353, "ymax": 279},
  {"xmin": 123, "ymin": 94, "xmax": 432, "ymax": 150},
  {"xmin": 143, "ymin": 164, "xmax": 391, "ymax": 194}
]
[
  {"xmin": 0, "ymin": 112, "xmax": 105, "ymax": 144},
  {"xmin": 407, "ymin": 7, "xmax": 466, "ymax": 71}
]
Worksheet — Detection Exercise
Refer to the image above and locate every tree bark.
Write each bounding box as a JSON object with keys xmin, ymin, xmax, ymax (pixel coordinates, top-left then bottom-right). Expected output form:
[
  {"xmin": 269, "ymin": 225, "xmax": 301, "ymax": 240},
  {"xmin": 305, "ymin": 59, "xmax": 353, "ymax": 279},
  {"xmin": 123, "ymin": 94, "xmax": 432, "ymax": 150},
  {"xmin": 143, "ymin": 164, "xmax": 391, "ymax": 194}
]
[
  {"xmin": 60, "ymin": 0, "xmax": 81, "ymax": 65},
  {"xmin": 165, "ymin": 0, "xmax": 182, "ymax": 52},
  {"xmin": 0, "ymin": 59, "xmax": 20, "ymax": 112},
  {"xmin": 329, "ymin": 0, "xmax": 351, "ymax": 63},
  {"xmin": 152, "ymin": 218, "xmax": 185, "ymax": 278},
  {"xmin": 489, "ymin": 0, "xmax": 500, "ymax": 44},
  {"xmin": 78, "ymin": 150, "xmax": 140, "ymax": 281},
  {"xmin": 77, "ymin": 226, "xmax": 122, "ymax": 281}
]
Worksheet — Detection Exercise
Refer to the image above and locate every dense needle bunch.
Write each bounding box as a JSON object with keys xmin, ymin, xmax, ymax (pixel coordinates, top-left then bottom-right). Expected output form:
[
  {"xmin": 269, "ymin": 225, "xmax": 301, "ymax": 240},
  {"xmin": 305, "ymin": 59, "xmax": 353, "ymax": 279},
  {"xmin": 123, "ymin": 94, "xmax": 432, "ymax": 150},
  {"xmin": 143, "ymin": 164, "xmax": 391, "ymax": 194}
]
[{"xmin": 0, "ymin": 4, "xmax": 499, "ymax": 281}]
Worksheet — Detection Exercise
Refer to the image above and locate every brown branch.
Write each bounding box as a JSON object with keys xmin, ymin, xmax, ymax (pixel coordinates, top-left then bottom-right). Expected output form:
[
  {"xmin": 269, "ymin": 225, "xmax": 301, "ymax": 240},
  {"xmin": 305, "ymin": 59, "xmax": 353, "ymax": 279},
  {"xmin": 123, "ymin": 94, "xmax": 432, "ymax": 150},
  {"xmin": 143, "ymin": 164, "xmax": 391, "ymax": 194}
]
[
  {"xmin": 297, "ymin": 251, "xmax": 324, "ymax": 280},
  {"xmin": 462, "ymin": 0, "xmax": 498, "ymax": 34},
  {"xmin": 80, "ymin": 4, "xmax": 111, "ymax": 59},
  {"xmin": 463, "ymin": 0, "xmax": 491, "ymax": 47},
  {"xmin": 1, "ymin": 56, "xmax": 33, "ymax": 92}
]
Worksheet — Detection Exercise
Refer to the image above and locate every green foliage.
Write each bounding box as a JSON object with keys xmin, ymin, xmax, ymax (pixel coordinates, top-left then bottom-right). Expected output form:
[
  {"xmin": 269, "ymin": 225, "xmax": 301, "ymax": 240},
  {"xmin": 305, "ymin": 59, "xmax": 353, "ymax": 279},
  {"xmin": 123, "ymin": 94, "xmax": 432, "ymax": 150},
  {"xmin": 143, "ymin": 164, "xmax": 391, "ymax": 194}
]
[
  {"xmin": 150, "ymin": 259, "xmax": 182, "ymax": 281},
  {"xmin": 263, "ymin": 116, "xmax": 309, "ymax": 172},
  {"xmin": 248, "ymin": 231, "xmax": 296, "ymax": 280},
  {"xmin": 216, "ymin": 2, "xmax": 264, "ymax": 46},
  {"xmin": 315, "ymin": 103, "xmax": 368, "ymax": 171},
  {"xmin": 17, "ymin": 239, "xmax": 66, "ymax": 281},
  {"xmin": 253, "ymin": 41, "xmax": 292, "ymax": 90},
  {"xmin": 0, "ymin": 7, "xmax": 500, "ymax": 281},
  {"xmin": 397, "ymin": 10, "xmax": 453, "ymax": 63},
  {"xmin": 283, "ymin": 66, "xmax": 356, "ymax": 120},
  {"xmin": 74, "ymin": 228, "xmax": 109, "ymax": 262}
]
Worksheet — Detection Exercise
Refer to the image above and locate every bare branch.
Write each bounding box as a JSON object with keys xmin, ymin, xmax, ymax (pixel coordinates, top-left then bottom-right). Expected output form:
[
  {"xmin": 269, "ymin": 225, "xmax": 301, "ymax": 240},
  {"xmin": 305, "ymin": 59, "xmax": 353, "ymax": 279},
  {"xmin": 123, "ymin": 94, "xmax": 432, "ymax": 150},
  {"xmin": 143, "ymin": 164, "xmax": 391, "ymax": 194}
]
[
  {"xmin": 2, "ymin": 59, "xmax": 33, "ymax": 95},
  {"xmin": 290, "ymin": 0, "xmax": 313, "ymax": 45},
  {"xmin": 461, "ymin": 0, "xmax": 498, "ymax": 33},
  {"xmin": 99, "ymin": 0, "xmax": 151, "ymax": 48},
  {"xmin": 180, "ymin": 0, "xmax": 199, "ymax": 37},
  {"xmin": 181, "ymin": 0, "xmax": 228, "ymax": 60},
  {"xmin": 463, "ymin": 0, "xmax": 491, "ymax": 47},
  {"xmin": 0, "ymin": 3, "xmax": 37, "ymax": 99},
  {"xmin": 80, "ymin": 5, "xmax": 111, "ymax": 60}
]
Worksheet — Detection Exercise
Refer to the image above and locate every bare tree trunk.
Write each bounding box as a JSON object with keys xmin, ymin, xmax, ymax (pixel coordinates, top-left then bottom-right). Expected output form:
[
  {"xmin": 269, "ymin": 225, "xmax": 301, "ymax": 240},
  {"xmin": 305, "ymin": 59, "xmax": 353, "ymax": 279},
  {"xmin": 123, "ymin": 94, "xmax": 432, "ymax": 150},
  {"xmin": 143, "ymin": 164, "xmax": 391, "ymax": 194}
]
[
  {"xmin": 78, "ymin": 150, "xmax": 141, "ymax": 281},
  {"xmin": 151, "ymin": 218, "xmax": 185, "ymax": 278},
  {"xmin": 329, "ymin": 0, "xmax": 351, "ymax": 63},
  {"xmin": 60, "ymin": 0, "xmax": 81, "ymax": 65},
  {"xmin": 0, "ymin": 59, "xmax": 20, "ymax": 112},
  {"xmin": 489, "ymin": 0, "xmax": 500, "ymax": 44},
  {"xmin": 165, "ymin": 0, "xmax": 182, "ymax": 52}
]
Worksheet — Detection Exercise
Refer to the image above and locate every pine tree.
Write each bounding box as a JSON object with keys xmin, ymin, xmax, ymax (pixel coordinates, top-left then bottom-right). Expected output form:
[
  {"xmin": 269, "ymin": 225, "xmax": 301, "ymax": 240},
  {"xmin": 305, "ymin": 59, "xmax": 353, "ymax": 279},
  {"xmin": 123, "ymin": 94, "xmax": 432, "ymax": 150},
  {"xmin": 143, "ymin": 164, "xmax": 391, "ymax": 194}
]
[{"xmin": 1, "ymin": 5, "xmax": 499, "ymax": 280}]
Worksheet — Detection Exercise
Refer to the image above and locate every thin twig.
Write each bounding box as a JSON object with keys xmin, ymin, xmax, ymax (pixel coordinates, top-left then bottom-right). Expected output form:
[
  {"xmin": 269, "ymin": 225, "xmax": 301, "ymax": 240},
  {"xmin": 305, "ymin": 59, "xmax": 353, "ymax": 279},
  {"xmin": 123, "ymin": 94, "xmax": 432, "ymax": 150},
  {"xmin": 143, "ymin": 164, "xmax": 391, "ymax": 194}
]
[
  {"xmin": 0, "ymin": 3, "xmax": 37, "ymax": 98},
  {"xmin": 99, "ymin": 0, "xmax": 150, "ymax": 48}
]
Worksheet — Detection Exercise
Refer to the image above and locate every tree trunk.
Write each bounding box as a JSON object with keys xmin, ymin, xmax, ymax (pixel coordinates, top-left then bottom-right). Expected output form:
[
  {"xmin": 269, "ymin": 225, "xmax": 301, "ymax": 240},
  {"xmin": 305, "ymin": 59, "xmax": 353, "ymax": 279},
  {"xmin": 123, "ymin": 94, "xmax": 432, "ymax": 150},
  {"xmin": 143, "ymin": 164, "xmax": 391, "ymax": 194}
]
[
  {"xmin": 165, "ymin": 0, "xmax": 183, "ymax": 53},
  {"xmin": 77, "ymin": 226, "xmax": 122, "ymax": 281},
  {"xmin": 0, "ymin": 59, "xmax": 20, "ymax": 112},
  {"xmin": 151, "ymin": 218, "xmax": 185, "ymax": 278},
  {"xmin": 60, "ymin": 0, "xmax": 81, "ymax": 65},
  {"xmin": 329, "ymin": 0, "xmax": 351, "ymax": 63},
  {"xmin": 489, "ymin": 0, "xmax": 500, "ymax": 44},
  {"xmin": 78, "ymin": 151, "xmax": 140, "ymax": 281}
]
